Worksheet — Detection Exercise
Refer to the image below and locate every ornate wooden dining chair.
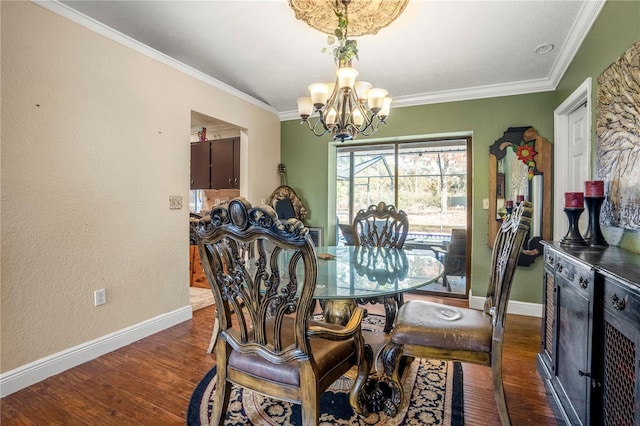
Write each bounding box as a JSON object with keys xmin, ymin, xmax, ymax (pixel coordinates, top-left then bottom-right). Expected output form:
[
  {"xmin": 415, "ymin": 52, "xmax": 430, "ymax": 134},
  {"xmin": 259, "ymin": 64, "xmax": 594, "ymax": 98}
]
[
  {"xmin": 379, "ymin": 201, "xmax": 532, "ymax": 425},
  {"xmin": 351, "ymin": 201, "xmax": 409, "ymax": 332},
  {"xmin": 195, "ymin": 198, "xmax": 371, "ymax": 425},
  {"xmin": 352, "ymin": 201, "xmax": 409, "ymax": 249}
]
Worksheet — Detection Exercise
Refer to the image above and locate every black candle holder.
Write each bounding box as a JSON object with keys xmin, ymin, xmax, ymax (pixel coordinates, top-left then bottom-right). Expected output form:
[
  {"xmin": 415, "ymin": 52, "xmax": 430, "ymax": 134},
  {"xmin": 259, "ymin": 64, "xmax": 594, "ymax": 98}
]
[
  {"xmin": 584, "ymin": 196, "xmax": 608, "ymax": 247},
  {"xmin": 560, "ymin": 208, "xmax": 588, "ymax": 247}
]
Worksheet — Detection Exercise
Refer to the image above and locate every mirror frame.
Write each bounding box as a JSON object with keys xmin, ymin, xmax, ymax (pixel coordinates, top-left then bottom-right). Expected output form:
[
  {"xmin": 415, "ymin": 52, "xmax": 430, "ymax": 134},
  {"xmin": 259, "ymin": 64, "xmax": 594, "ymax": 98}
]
[{"xmin": 489, "ymin": 127, "xmax": 552, "ymax": 265}]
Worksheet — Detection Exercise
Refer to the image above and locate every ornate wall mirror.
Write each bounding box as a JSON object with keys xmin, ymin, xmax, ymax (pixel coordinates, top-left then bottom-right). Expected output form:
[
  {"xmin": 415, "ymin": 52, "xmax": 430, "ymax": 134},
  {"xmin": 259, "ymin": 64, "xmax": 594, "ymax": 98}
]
[{"xmin": 489, "ymin": 127, "xmax": 552, "ymax": 265}]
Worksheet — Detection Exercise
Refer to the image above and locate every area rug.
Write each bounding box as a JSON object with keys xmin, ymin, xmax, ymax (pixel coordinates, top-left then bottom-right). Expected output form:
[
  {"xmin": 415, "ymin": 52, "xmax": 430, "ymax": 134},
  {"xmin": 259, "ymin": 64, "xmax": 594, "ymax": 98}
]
[
  {"xmin": 187, "ymin": 357, "xmax": 463, "ymax": 425},
  {"xmin": 190, "ymin": 287, "xmax": 215, "ymax": 311}
]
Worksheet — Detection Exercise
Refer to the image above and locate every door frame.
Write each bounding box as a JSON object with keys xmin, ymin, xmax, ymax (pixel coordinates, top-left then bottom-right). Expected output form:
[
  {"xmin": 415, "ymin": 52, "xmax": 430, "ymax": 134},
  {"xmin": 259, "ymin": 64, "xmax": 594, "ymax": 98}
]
[{"xmin": 553, "ymin": 78, "xmax": 592, "ymax": 241}]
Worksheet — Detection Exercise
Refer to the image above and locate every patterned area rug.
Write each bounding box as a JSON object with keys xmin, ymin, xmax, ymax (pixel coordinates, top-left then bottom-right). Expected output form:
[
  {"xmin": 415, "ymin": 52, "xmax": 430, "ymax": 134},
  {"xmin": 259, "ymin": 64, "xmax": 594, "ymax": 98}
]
[{"xmin": 187, "ymin": 358, "xmax": 463, "ymax": 425}]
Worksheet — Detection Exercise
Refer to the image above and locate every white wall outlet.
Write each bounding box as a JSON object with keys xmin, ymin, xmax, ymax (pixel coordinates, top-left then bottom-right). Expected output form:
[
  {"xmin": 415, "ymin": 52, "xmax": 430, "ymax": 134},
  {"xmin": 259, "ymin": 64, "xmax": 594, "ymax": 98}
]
[
  {"xmin": 482, "ymin": 198, "xmax": 490, "ymax": 209},
  {"xmin": 169, "ymin": 195, "xmax": 182, "ymax": 210},
  {"xmin": 94, "ymin": 289, "xmax": 106, "ymax": 306}
]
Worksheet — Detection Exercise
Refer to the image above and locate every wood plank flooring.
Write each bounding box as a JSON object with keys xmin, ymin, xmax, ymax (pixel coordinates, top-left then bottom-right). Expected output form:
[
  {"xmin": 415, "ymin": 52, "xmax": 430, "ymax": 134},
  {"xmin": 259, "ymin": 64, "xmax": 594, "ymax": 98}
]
[{"xmin": 1, "ymin": 293, "xmax": 558, "ymax": 425}]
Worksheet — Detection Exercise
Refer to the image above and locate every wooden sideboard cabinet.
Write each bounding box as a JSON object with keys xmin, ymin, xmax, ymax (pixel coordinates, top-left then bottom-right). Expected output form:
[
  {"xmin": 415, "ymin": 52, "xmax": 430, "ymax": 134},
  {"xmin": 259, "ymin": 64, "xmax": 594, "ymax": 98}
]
[{"xmin": 538, "ymin": 242, "xmax": 640, "ymax": 425}]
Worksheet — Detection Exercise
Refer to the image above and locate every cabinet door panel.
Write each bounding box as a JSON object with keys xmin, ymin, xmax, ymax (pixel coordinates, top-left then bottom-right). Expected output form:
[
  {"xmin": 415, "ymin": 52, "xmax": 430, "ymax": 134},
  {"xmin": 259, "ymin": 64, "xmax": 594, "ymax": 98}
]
[
  {"xmin": 191, "ymin": 142, "xmax": 211, "ymax": 189},
  {"xmin": 233, "ymin": 137, "xmax": 240, "ymax": 188},
  {"xmin": 540, "ymin": 266, "xmax": 555, "ymax": 371},
  {"xmin": 211, "ymin": 139, "xmax": 234, "ymax": 189},
  {"xmin": 601, "ymin": 312, "xmax": 638, "ymax": 426},
  {"xmin": 556, "ymin": 277, "xmax": 590, "ymax": 425}
]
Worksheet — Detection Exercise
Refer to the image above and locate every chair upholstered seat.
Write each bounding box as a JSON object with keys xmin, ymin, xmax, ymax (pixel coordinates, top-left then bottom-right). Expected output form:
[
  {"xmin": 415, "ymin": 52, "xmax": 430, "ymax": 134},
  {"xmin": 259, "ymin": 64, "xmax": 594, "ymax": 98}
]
[
  {"xmin": 391, "ymin": 300, "xmax": 493, "ymax": 353},
  {"xmin": 228, "ymin": 317, "xmax": 358, "ymax": 386}
]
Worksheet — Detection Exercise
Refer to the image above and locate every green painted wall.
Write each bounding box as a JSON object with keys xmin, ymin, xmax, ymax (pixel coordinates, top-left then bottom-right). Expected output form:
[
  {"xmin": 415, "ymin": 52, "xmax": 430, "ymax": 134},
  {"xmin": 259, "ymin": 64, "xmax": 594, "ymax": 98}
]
[
  {"xmin": 555, "ymin": 0, "xmax": 640, "ymax": 253},
  {"xmin": 280, "ymin": 0, "xmax": 640, "ymax": 304}
]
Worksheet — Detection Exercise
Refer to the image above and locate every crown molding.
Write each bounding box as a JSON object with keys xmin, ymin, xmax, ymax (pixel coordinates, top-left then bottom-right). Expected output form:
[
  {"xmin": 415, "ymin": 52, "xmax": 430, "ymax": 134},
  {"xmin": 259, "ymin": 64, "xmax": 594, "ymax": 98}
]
[
  {"xmin": 32, "ymin": 0, "xmax": 279, "ymax": 116},
  {"xmin": 547, "ymin": 0, "xmax": 606, "ymax": 88}
]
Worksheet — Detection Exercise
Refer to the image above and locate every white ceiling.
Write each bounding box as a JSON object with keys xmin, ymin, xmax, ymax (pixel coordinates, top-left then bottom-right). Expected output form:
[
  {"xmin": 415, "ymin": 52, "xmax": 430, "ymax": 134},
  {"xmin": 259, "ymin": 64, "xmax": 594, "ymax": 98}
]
[{"xmin": 48, "ymin": 0, "xmax": 604, "ymax": 121}]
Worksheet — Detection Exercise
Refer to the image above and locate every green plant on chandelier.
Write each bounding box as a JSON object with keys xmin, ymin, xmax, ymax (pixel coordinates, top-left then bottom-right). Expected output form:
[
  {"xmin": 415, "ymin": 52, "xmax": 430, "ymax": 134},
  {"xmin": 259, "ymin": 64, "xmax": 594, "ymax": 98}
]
[{"xmin": 321, "ymin": 6, "xmax": 358, "ymax": 66}]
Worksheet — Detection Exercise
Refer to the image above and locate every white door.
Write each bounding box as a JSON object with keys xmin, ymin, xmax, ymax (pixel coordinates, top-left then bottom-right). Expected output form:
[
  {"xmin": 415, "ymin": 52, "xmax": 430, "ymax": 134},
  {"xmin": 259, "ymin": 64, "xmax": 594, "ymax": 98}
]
[
  {"xmin": 567, "ymin": 102, "xmax": 590, "ymax": 232},
  {"xmin": 554, "ymin": 78, "xmax": 592, "ymax": 241}
]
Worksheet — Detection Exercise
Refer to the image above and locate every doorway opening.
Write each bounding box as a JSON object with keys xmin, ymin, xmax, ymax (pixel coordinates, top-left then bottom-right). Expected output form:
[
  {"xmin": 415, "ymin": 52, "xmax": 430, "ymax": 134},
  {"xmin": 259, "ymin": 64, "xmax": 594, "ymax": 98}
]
[{"xmin": 189, "ymin": 111, "xmax": 242, "ymax": 310}]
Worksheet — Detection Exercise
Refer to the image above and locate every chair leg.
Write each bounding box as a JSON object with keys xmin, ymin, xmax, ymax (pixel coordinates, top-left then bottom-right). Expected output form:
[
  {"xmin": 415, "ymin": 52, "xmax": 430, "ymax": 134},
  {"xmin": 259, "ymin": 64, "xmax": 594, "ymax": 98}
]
[
  {"xmin": 299, "ymin": 363, "xmax": 320, "ymax": 426},
  {"xmin": 379, "ymin": 341, "xmax": 405, "ymax": 417},
  {"xmin": 207, "ymin": 315, "xmax": 220, "ymax": 354},
  {"xmin": 491, "ymin": 348, "xmax": 512, "ymax": 426},
  {"xmin": 210, "ymin": 362, "xmax": 232, "ymax": 426}
]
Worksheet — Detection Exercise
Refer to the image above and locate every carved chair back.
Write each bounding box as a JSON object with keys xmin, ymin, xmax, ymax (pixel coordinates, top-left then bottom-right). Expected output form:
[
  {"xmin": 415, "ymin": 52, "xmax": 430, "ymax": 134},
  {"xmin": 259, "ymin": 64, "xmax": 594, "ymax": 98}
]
[
  {"xmin": 352, "ymin": 202, "xmax": 409, "ymax": 249},
  {"xmin": 196, "ymin": 198, "xmax": 317, "ymax": 361},
  {"xmin": 484, "ymin": 200, "xmax": 533, "ymax": 329}
]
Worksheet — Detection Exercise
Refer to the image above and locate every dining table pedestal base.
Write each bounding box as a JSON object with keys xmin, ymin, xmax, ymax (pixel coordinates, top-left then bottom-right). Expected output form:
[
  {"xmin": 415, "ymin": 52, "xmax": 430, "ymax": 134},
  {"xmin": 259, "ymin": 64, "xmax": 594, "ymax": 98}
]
[{"xmin": 321, "ymin": 299, "xmax": 358, "ymax": 325}]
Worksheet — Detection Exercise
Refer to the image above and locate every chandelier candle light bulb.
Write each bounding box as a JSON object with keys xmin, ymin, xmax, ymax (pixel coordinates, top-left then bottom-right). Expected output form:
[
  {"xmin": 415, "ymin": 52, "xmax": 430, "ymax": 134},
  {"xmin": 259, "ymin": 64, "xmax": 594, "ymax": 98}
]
[
  {"xmin": 309, "ymin": 83, "xmax": 330, "ymax": 108},
  {"xmin": 337, "ymin": 67, "xmax": 358, "ymax": 90}
]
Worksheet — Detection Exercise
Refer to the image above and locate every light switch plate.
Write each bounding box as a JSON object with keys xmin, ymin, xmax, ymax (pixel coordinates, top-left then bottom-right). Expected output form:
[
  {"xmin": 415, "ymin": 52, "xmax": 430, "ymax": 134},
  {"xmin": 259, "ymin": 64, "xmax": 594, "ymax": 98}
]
[{"xmin": 169, "ymin": 195, "xmax": 182, "ymax": 210}]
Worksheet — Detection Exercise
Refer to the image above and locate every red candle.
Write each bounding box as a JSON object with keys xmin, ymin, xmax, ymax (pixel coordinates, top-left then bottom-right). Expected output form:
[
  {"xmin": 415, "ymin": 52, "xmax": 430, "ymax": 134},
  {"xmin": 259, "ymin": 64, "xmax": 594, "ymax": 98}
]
[
  {"xmin": 585, "ymin": 180, "xmax": 604, "ymax": 197},
  {"xmin": 516, "ymin": 195, "xmax": 525, "ymax": 203},
  {"xmin": 505, "ymin": 200, "xmax": 514, "ymax": 209},
  {"xmin": 565, "ymin": 192, "xmax": 584, "ymax": 208}
]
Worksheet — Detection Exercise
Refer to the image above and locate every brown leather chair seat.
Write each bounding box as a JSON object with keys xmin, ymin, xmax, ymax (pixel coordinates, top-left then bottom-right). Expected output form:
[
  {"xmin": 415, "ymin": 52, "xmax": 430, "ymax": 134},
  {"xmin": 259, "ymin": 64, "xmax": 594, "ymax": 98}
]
[
  {"xmin": 391, "ymin": 300, "xmax": 492, "ymax": 353},
  {"xmin": 228, "ymin": 317, "xmax": 358, "ymax": 386}
]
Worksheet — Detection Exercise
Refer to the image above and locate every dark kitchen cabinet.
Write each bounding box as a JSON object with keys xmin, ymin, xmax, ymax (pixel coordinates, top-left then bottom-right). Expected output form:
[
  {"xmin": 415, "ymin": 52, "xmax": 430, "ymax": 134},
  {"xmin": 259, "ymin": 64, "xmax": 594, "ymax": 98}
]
[
  {"xmin": 190, "ymin": 137, "xmax": 240, "ymax": 190},
  {"xmin": 538, "ymin": 242, "xmax": 640, "ymax": 426}
]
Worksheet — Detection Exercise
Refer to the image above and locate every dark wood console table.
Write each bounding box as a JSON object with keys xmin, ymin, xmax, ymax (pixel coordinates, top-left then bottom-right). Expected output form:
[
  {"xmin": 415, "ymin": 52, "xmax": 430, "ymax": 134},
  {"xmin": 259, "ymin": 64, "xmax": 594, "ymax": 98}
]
[{"xmin": 538, "ymin": 241, "xmax": 640, "ymax": 425}]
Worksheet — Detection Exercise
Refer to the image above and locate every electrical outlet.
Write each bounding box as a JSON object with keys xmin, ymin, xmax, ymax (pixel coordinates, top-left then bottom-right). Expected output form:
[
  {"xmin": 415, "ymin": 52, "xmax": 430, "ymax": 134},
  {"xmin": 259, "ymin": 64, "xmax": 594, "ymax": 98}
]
[
  {"xmin": 94, "ymin": 289, "xmax": 106, "ymax": 306},
  {"xmin": 483, "ymin": 198, "xmax": 490, "ymax": 209}
]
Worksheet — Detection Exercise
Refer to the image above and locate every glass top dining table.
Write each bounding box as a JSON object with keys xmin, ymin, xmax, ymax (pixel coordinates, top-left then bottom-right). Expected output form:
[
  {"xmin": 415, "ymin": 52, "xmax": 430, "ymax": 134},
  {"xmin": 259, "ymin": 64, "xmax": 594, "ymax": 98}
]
[{"xmin": 312, "ymin": 245, "xmax": 445, "ymax": 299}]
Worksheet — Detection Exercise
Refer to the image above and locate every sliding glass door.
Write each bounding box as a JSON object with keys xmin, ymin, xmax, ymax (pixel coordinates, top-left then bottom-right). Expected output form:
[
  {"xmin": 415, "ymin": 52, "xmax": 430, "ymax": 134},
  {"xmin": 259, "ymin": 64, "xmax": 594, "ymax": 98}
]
[{"xmin": 336, "ymin": 137, "xmax": 470, "ymax": 296}]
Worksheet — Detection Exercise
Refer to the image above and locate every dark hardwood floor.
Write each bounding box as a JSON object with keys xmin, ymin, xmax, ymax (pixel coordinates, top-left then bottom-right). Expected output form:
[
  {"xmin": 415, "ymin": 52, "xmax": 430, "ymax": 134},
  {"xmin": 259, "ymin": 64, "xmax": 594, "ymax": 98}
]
[{"xmin": 1, "ymin": 292, "xmax": 557, "ymax": 425}]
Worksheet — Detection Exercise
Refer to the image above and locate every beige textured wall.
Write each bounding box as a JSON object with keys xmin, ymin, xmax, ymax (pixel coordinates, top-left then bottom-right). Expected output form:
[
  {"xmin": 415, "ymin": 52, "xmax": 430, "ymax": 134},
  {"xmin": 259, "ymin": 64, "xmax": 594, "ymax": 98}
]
[{"xmin": 0, "ymin": 1, "xmax": 280, "ymax": 372}]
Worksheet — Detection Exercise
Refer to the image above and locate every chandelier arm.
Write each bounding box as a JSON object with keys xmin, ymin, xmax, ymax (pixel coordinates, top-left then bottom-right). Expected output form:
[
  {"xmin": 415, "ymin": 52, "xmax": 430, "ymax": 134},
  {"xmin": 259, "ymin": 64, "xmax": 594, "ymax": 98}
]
[
  {"xmin": 339, "ymin": 91, "xmax": 350, "ymax": 129},
  {"xmin": 325, "ymin": 78, "xmax": 340, "ymax": 114},
  {"xmin": 301, "ymin": 116, "xmax": 330, "ymax": 137},
  {"xmin": 356, "ymin": 115, "xmax": 387, "ymax": 137}
]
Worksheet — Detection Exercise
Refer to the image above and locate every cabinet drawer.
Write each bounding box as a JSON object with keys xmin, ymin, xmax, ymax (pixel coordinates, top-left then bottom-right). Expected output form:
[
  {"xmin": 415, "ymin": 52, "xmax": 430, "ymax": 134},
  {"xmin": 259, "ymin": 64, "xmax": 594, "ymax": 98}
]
[
  {"xmin": 556, "ymin": 253, "xmax": 593, "ymax": 297},
  {"xmin": 601, "ymin": 276, "xmax": 640, "ymax": 326},
  {"xmin": 544, "ymin": 247, "xmax": 556, "ymax": 268}
]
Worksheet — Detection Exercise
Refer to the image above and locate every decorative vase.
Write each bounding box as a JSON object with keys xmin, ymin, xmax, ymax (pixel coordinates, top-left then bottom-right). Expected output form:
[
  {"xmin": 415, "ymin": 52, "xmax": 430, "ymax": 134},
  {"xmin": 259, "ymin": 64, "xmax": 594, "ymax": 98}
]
[
  {"xmin": 584, "ymin": 196, "xmax": 608, "ymax": 247},
  {"xmin": 560, "ymin": 208, "xmax": 588, "ymax": 247}
]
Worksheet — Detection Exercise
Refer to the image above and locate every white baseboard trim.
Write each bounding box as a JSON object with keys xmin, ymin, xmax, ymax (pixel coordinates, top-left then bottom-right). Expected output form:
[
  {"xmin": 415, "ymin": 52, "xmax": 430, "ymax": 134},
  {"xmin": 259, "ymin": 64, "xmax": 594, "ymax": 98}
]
[
  {"xmin": 469, "ymin": 292, "xmax": 542, "ymax": 318},
  {"xmin": 0, "ymin": 305, "xmax": 193, "ymax": 397}
]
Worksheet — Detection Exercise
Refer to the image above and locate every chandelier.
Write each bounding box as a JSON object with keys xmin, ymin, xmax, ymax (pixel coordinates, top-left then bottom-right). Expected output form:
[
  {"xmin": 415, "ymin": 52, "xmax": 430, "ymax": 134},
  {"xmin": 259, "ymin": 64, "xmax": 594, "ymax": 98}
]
[{"xmin": 294, "ymin": 0, "xmax": 400, "ymax": 142}]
